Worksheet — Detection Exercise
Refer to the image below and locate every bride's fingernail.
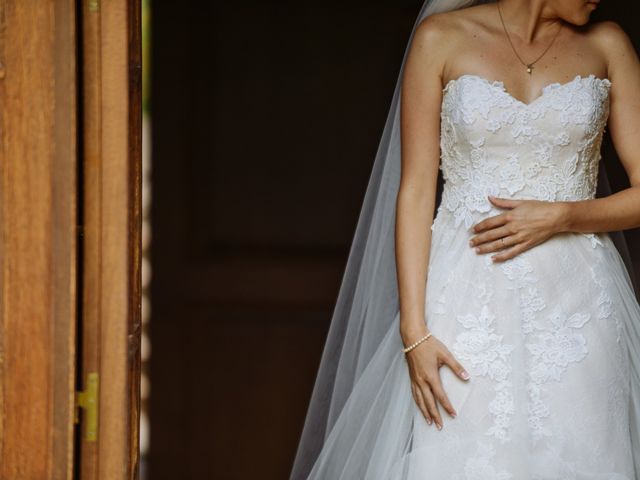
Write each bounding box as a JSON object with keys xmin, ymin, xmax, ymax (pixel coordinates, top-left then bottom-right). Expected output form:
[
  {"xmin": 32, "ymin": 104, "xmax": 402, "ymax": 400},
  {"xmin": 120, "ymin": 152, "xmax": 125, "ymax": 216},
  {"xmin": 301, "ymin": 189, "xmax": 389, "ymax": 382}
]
[{"xmin": 461, "ymin": 370, "xmax": 470, "ymax": 379}]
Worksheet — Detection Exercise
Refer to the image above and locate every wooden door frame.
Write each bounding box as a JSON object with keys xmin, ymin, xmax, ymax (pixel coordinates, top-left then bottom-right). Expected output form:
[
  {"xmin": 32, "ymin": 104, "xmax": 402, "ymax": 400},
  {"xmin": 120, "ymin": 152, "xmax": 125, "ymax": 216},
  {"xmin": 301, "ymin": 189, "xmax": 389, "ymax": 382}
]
[{"xmin": 79, "ymin": 0, "xmax": 142, "ymax": 478}]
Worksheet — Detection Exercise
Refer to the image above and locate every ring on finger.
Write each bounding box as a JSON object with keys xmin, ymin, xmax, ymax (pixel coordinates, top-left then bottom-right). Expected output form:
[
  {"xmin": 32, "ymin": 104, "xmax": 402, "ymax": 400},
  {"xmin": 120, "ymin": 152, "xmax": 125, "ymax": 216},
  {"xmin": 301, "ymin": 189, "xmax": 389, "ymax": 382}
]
[{"xmin": 499, "ymin": 235, "xmax": 514, "ymax": 248}]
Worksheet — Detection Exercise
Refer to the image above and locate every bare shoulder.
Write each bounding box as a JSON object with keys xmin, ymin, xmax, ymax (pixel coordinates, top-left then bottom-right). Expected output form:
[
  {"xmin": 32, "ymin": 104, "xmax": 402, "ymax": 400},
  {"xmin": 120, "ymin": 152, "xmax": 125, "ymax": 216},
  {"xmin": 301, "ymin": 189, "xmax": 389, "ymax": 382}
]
[
  {"xmin": 412, "ymin": 9, "xmax": 458, "ymax": 47},
  {"xmin": 585, "ymin": 20, "xmax": 636, "ymax": 58},
  {"xmin": 412, "ymin": 3, "xmax": 495, "ymax": 65},
  {"xmin": 587, "ymin": 20, "xmax": 630, "ymax": 42},
  {"xmin": 415, "ymin": 3, "xmax": 495, "ymax": 41}
]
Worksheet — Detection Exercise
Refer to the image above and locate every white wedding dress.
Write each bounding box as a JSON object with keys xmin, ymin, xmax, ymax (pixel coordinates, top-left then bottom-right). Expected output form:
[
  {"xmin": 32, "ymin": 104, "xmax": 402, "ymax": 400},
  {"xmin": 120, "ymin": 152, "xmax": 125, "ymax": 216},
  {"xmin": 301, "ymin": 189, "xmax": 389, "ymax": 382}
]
[{"xmin": 305, "ymin": 73, "xmax": 640, "ymax": 479}]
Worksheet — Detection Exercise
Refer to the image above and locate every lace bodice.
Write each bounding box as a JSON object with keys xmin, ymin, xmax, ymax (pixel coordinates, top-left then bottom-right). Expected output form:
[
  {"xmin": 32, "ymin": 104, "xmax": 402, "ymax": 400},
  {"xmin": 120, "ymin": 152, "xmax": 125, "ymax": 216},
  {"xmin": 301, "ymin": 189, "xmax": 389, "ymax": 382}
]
[{"xmin": 438, "ymin": 74, "xmax": 612, "ymax": 231}]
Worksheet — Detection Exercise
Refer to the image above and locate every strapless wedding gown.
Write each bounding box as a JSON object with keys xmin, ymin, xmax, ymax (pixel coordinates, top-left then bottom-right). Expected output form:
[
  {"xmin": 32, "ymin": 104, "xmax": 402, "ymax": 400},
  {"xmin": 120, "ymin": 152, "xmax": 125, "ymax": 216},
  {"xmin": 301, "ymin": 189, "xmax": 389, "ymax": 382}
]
[{"xmin": 305, "ymin": 74, "xmax": 640, "ymax": 479}]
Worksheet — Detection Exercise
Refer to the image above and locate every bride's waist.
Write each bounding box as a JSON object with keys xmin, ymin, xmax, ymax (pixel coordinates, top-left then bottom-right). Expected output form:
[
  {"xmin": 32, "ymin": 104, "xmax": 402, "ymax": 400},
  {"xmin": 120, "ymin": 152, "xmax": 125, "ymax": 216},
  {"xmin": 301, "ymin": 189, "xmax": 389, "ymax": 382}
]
[
  {"xmin": 430, "ymin": 201, "xmax": 610, "ymax": 253},
  {"xmin": 438, "ymin": 180, "xmax": 596, "ymax": 231}
]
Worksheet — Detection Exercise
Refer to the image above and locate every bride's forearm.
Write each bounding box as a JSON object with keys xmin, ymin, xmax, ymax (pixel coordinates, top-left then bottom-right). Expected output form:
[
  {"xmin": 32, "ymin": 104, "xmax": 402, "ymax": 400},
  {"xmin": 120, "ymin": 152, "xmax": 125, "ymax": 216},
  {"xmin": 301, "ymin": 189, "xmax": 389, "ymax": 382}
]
[
  {"xmin": 395, "ymin": 188, "xmax": 435, "ymax": 343},
  {"xmin": 558, "ymin": 185, "xmax": 640, "ymax": 234}
]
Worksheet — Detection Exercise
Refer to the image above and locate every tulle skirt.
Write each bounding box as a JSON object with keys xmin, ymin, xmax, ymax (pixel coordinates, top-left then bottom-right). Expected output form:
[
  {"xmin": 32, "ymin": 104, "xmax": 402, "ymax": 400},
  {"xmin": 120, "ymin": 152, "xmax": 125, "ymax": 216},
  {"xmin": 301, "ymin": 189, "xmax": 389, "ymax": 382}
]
[{"xmin": 305, "ymin": 207, "xmax": 640, "ymax": 479}]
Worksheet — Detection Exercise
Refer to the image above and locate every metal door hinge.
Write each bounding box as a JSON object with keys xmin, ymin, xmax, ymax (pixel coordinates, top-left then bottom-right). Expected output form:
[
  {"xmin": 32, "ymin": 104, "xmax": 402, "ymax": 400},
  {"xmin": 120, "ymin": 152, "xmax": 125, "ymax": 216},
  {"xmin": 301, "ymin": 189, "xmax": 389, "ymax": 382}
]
[{"xmin": 75, "ymin": 372, "xmax": 99, "ymax": 441}]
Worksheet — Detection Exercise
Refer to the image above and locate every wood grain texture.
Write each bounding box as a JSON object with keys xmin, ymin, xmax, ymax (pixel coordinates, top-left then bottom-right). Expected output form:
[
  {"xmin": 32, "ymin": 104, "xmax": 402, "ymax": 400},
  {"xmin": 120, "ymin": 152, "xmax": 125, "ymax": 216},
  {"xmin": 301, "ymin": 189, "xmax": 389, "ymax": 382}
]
[
  {"xmin": 0, "ymin": 0, "xmax": 77, "ymax": 478},
  {"xmin": 51, "ymin": 0, "xmax": 78, "ymax": 478},
  {"xmin": 79, "ymin": 0, "xmax": 141, "ymax": 478},
  {"xmin": 78, "ymin": 0, "xmax": 103, "ymax": 475}
]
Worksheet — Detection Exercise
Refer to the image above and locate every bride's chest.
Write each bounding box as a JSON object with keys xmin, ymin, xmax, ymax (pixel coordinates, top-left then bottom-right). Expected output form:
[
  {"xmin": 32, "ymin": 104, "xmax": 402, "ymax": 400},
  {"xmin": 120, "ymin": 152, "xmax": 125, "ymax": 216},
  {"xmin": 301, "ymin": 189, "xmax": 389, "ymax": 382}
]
[{"xmin": 440, "ymin": 74, "xmax": 612, "ymax": 146}]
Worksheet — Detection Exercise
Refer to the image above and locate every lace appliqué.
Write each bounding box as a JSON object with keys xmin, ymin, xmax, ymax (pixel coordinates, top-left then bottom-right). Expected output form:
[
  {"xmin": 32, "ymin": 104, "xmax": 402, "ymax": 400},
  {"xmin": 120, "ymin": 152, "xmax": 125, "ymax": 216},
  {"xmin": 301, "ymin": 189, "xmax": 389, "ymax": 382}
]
[
  {"xmin": 525, "ymin": 306, "xmax": 591, "ymax": 443},
  {"xmin": 590, "ymin": 254, "xmax": 624, "ymax": 345},
  {"xmin": 452, "ymin": 299, "xmax": 515, "ymax": 444},
  {"xmin": 498, "ymin": 255, "xmax": 546, "ymax": 335},
  {"xmin": 583, "ymin": 233, "xmax": 604, "ymax": 248},
  {"xmin": 439, "ymin": 135, "xmax": 501, "ymax": 229},
  {"xmin": 526, "ymin": 307, "xmax": 590, "ymax": 383},
  {"xmin": 453, "ymin": 442, "xmax": 513, "ymax": 480}
]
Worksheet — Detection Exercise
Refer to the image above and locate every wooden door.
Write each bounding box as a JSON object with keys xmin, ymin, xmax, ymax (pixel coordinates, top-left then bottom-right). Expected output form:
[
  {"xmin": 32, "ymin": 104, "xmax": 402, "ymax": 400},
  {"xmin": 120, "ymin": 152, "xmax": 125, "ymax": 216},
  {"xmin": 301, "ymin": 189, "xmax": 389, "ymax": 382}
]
[
  {"xmin": 0, "ymin": 0, "xmax": 141, "ymax": 479},
  {"xmin": 77, "ymin": 0, "xmax": 142, "ymax": 478},
  {"xmin": 0, "ymin": 1, "xmax": 78, "ymax": 477}
]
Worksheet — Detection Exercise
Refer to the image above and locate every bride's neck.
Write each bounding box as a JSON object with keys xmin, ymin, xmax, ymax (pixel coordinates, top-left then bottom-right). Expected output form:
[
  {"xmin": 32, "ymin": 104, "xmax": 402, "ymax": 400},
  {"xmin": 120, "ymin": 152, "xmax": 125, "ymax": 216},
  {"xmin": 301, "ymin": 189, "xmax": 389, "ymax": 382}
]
[{"xmin": 497, "ymin": 0, "xmax": 563, "ymax": 44}]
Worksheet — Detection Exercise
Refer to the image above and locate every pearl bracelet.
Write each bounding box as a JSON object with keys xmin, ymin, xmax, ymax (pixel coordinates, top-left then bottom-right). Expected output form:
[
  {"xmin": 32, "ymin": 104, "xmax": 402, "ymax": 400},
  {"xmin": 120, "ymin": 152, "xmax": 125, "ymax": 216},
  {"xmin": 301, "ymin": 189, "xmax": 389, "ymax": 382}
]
[{"xmin": 402, "ymin": 332, "xmax": 433, "ymax": 354}]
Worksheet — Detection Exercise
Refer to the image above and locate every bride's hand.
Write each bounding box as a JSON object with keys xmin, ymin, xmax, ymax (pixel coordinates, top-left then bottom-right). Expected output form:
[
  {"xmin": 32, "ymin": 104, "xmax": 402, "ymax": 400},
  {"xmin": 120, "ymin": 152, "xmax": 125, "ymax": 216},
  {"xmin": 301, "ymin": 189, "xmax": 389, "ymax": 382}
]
[
  {"xmin": 469, "ymin": 195, "xmax": 569, "ymax": 262},
  {"xmin": 404, "ymin": 333, "xmax": 470, "ymax": 430}
]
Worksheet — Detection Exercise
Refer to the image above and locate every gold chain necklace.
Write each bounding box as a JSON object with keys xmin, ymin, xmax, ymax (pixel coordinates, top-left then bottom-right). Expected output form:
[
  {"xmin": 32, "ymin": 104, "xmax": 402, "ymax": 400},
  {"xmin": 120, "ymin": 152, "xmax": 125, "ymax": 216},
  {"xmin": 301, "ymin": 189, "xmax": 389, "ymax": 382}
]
[{"xmin": 497, "ymin": 0, "xmax": 563, "ymax": 75}]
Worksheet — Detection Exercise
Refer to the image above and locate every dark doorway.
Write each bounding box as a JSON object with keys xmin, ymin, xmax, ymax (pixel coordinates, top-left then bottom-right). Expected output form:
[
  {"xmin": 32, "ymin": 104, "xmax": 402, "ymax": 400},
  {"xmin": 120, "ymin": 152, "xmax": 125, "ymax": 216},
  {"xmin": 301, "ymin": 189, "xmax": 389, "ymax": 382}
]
[{"xmin": 148, "ymin": 2, "xmax": 640, "ymax": 479}]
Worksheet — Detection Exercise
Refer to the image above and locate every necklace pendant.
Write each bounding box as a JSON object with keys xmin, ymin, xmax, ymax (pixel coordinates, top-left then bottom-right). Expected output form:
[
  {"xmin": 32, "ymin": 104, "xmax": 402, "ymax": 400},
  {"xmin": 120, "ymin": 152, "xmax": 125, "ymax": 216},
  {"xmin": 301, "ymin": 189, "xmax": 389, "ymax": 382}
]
[{"xmin": 526, "ymin": 64, "xmax": 533, "ymax": 74}]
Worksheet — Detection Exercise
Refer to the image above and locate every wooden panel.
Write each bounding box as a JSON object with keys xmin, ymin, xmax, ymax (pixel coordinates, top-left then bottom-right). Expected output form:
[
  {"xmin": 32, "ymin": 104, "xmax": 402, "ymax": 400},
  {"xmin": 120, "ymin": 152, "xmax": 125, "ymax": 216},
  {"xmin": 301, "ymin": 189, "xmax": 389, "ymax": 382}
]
[
  {"xmin": 0, "ymin": 0, "xmax": 77, "ymax": 478},
  {"xmin": 79, "ymin": 0, "xmax": 142, "ymax": 478}
]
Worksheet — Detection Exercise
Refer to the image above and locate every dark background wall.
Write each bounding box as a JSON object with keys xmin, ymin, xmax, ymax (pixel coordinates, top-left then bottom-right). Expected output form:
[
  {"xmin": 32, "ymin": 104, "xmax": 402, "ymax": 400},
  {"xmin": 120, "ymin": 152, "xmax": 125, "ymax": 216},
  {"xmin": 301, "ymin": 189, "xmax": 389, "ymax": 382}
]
[{"xmin": 149, "ymin": 2, "xmax": 640, "ymax": 479}]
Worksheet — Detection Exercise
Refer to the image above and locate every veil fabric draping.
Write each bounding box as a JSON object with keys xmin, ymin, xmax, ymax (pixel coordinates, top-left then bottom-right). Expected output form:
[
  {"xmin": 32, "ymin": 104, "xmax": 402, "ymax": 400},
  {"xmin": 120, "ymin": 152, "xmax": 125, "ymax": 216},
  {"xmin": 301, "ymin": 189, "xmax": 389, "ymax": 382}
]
[{"xmin": 289, "ymin": 1, "xmax": 640, "ymax": 478}]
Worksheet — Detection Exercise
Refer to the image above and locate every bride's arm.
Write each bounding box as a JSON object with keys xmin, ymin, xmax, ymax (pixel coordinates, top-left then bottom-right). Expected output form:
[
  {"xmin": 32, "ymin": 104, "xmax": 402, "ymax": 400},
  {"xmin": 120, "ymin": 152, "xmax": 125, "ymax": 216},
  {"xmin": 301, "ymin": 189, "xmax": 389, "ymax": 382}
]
[
  {"xmin": 396, "ymin": 17, "xmax": 445, "ymax": 345},
  {"xmin": 559, "ymin": 21, "xmax": 640, "ymax": 234},
  {"xmin": 396, "ymin": 15, "xmax": 470, "ymax": 431}
]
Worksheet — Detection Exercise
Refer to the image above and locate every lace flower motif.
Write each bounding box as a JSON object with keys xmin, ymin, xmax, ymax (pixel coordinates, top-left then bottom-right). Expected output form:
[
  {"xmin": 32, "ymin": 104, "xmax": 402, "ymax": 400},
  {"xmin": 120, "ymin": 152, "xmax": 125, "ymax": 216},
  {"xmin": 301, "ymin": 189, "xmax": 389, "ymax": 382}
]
[
  {"xmin": 452, "ymin": 305, "xmax": 515, "ymax": 443},
  {"xmin": 526, "ymin": 306, "xmax": 591, "ymax": 384}
]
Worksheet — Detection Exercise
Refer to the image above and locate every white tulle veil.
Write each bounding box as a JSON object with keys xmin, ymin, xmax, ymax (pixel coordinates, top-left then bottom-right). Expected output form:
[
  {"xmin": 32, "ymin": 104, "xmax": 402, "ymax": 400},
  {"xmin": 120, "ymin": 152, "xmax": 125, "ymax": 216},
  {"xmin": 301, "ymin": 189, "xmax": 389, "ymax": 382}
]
[{"xmin": 289, "ymin": 1, "xmax": 640, "ymax": 478}]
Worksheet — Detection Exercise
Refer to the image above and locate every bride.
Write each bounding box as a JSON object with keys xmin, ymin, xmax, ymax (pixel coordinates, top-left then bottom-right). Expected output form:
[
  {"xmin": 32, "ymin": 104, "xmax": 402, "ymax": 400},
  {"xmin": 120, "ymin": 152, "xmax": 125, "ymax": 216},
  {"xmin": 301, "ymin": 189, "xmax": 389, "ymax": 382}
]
[{"xmin": 291, "ymin": 0, "xmax": 640, "ymax": 478}]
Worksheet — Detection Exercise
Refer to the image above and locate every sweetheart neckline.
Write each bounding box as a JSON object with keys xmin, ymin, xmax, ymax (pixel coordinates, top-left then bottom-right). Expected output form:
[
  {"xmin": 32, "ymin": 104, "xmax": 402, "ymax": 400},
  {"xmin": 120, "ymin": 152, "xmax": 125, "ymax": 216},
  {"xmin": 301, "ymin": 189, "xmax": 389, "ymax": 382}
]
[{"xmin": 442, "ymin": 73, "xmax": 612, "ymax": 108}]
